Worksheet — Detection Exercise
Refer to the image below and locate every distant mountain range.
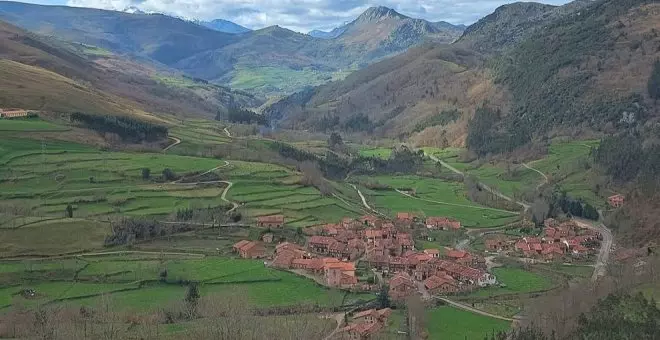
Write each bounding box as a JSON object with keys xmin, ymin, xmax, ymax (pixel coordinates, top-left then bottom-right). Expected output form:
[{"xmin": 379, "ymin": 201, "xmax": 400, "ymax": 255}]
[
  {"xmin": 198, "ymin": 19, "xmax": 251, "ymax": 34},
  {"xmin": 0, "ymin": 2, "xmax": 464, "ymax": 96}
]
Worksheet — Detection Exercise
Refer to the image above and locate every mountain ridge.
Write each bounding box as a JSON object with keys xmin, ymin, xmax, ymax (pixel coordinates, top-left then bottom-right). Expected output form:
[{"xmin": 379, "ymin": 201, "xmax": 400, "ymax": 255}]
[{"xmin": 0, "ymin": 2, "xmax": 464, "ymax": 96}]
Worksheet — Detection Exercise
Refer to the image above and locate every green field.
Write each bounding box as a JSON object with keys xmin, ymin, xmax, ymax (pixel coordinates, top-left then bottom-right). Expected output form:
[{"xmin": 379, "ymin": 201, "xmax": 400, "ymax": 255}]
[
  {"xmin": 359, "ymin": 175, "xmax": 519, "ymax": 228},
  {"xmin": 359, "ymin": 147, "xmax": 393, "ymax": 159},
  {"xmin": 0, "ymin": 118, "xmax": 69, "ymax": 132},
  {"xmin": 228, "ymin": 65, "xmax": 351, "ymax": 96},
  {"xmin": 426, "ymin": 306, "xmax": 510, "ymax": 340},
  {"xmin": 471, "ymin": 267, "xmax": 555, "ymax": 297}
]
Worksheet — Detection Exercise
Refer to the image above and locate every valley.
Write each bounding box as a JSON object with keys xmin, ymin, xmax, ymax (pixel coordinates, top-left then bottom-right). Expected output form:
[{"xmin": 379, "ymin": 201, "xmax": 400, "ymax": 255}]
[{"xmin": 0, "ymin": 0, "xmax": 659, "ymax": 339}]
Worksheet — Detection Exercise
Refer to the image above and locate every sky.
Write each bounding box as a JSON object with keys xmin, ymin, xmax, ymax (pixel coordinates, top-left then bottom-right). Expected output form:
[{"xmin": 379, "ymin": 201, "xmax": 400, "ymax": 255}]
[{"xmin": 21, "ymin": 0, "xmax": 573, "ymax": 33}]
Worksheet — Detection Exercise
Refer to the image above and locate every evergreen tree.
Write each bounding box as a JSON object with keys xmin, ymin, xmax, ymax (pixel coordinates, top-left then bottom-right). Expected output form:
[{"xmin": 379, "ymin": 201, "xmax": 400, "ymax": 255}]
[
  {"xmin": 65, "ymin": 204, "xmax": 73, "ymax": 218},
  {"xmin": 185, "ymin": 283, "xmax": 200, "ymax": 306},
  {"xmin": 141, "ymin": 168, "xmax": 151, "ymax": 180},
  {"xmin": 378, "ymin": 285, "xmax": 390, "ymax": 309},
  {"xmin": 648, "ymin": 59, "xmax": 660, "ymax": 101}
]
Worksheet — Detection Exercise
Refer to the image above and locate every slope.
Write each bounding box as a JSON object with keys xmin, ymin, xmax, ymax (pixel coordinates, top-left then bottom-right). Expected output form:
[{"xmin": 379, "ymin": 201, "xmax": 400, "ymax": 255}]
[
  {"xmin": 266, "ymin": 0, "xmax": 658, "ymax": 148},
  {"xmin": 0, "ymin": 19, "xmax": 261, "ymax": 119}
]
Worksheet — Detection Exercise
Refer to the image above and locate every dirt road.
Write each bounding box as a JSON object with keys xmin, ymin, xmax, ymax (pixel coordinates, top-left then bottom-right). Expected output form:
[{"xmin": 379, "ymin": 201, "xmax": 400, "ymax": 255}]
[
  {"xmin": 223, "ymin": 127, "xmax": 231, "ymax": 138},
  {"xmin": 436, "ymin": 297, "xmax": 515, "ymax": 322},
  {"xmin": 163, "ymin": 136, "xmax": 181, "ymax": 152},
  {"xmin": 574, "ymin": 219, "xmax": 613, "ymax": 282}
]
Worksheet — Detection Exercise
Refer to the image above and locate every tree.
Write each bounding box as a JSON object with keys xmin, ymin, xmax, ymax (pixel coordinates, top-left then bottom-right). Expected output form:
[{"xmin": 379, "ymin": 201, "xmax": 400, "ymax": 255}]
[
  {"xmin": 185, "ymin": 283, "xmax": 200, "ymax": 310},
  {"xmin": 328, "ymin": 132, "xmax": 343, "ymax": 150},
  {"xmin": 162, "ymin": 168, "xmax": 177, "ymax": 181},
  {"xmin": 159, "ymin": 269, "xmax": 168, "ymax": 282},
  {"xmin": 648, "ymin": 59, "xmax": 660, "ymax": 101},
  {"xmin": 65, "ymin": 204, "xmax": 73, "ymax": 218},
  {"xmin": 141, "ymin": 168, "xmax": 151, "ymax": 180},
  {"xmin": 377, "ymin": 285, "xmax": 390, "ymax": 309},
  {"xmin": 583, "ymin": 203, "xmax": 599, "ymax": 220},
  {"xmin": 531, "ymin": 198, "xmax": 550, "ymax": 225}
]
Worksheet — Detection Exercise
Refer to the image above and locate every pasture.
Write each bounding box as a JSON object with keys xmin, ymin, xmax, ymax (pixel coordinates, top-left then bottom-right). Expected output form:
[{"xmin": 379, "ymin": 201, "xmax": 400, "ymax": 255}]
[
  {"xmin": 359, "ymin": 175, "xmax": 519, "ymax": 228},
  {"xmin": 359, "ymin": 147, "xmax": 393, "ymax": 159},
  {"xmin": 470, "ymin": 267, "xmax": 555, "ymax": 297},
  {"xmin": 0, "ymin": 255, "xmax": 374, "ymax": 312},
  {"xmin": 426, "ymin": 306, "xmax": 510, "ymax": 340}
]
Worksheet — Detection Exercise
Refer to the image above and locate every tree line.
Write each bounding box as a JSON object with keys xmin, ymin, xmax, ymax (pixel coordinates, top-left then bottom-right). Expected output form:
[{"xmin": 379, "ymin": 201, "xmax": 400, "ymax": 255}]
[
  {"xmin": 217, "ymin": 108, "xmax": 268, "ymax": 125},
  {"xmin": 70, "ymin": 112, "xmax": 168, "ymax": 143}
]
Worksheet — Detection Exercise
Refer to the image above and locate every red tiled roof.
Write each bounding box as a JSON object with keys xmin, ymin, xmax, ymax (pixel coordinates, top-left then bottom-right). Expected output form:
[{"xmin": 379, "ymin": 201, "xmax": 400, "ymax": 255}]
[
  {"xmin": 233, "ymin": 240, "xmax": 251, "ymax": 249},
  {"xmin": 424, "ymin": 274, "xmax": 457, "ymax": 290},
  {"xmin": 389, "ymin": 272, "xmax": 415, "ymax": 288},
  {"xmin": 446, "ymin": 249, "xmax": 469, "ymax": 259},
  {"xmin": 308, "ymin": 236, "xmax": 336, "ymax": 246},
  {"xmin": 397, "ymin": 212, "xmax": 414, "ymax": 220},
  {"xmin": 424, "ymin": 249, "xmax": 440, "ymax": 255}
]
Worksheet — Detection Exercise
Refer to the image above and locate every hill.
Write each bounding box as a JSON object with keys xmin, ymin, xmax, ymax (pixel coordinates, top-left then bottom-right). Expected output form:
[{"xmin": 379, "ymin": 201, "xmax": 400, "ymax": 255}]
[
  {"xmin": 266, "ymin": 0, "xmax": 658, "ymax": 147},
  {"xmin": 0, "ymin": 2, "xmax": 464, "ymax": 96},
  {"xmin": 0, "ymin": 19, "xmax": 261, "ymax": 120}
]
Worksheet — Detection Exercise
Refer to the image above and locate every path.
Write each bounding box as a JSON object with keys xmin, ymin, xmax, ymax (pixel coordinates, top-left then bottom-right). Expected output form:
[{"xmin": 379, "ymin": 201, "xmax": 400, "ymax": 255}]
[
  {"xmin": 426, "ymin": 152, "xmax": 462, "ymax": 176},
  {"xmin": 574, "ymin": 219, "xmax": 613, "ymax": 282},
  {"xmin": 171, "ymin": 161, "xmax": 230, "ymax": 184},
  {"xmin": 435, "ymin": 297, "xmax": 515, "ymax": 322},
  {"xmin": 522, "ymin": 163, "xmax": 548, "ymax": 190},
  {"xmin": 219, "ymin": 180, "xmax": 239, "ymax": 213},
  {"xmin": 349, "ymin": 184, "xmax": 389, "ymax": 218},
  {"xmin": 163, "ymin": 136, "xmax": 181, "ymax": 152},
  {"xmin": 223, "ymin": 127, "xmax": 231, "ymax": 138},
  {"xmin": 394, "ymin": 189, "xmax": 517, "ymax": 215},
  {"xmin": 322, "ymin": 313, "xmax": 347, "ymax": 340}
]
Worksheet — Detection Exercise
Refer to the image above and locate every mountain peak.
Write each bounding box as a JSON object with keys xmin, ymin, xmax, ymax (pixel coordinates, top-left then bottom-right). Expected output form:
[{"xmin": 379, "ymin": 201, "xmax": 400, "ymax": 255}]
[{"xmin": 357, "ymin": 6, "xmax": 408, "ymax": 22}]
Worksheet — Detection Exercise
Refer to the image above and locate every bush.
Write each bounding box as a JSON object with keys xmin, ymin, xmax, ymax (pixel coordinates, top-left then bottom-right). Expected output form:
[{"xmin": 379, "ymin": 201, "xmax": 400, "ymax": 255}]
[
  {"xmin": 162, "ymin": 168, "xmax": 178, "ymax": 181},
  {"xmin": 141, "ymin": 168, "xmax": 151, "ymax": 180}
]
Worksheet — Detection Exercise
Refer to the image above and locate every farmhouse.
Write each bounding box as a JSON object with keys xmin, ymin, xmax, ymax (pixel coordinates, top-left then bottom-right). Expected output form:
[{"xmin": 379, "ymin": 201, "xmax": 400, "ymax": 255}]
[
  {"xmin": 257, "ymin": 215, "xmax": 285, "ymax": 228},
  {"xmin": 396, "ymin": 212, "xmax": 415, "ymax": 226},
  {"xmin": 359, "ymin": 215, "xmax": 380, "ymax": 227},
  {"xmin": 324, "ymin": 260, "xmax": 357, "ymax": 287},
  {"xmin": 425, "ymin": 216, "xmax": 461, "ymax": 230},
  {"xmin": 353, "ymin": 308, "xmax": 392, "ymax": 324},
  {"xmin": 424, "ymin": 249, "xmax": 440, "ymax": 258},
  {"xmin": 340, "ymin": 321, "xmax": 383, "ymax": 339},
  {"xmin": 608, "ymin": 194, "xmax": 624, "ymax": 208},
  {"xmin": 232, "ymin": 240, "xmax": 266, "ymax": 259},
  {"xmin": 388, "ymin": 272, "xmax": 416, "ymax": 300},
  {"xmin": 424, "ymin": 274, "xmax": 459, "ymax": 294},
  {"xmin": 485, "ymin": 237, "xmax": 510, "ymax": 252},
  {"xmin": 0, "ymin": 109, "xmax": 30, "ymax": 119}
]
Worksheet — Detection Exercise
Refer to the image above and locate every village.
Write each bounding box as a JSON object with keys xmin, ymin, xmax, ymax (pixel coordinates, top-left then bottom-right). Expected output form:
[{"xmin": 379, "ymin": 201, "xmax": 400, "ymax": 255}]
[{"xmin": 232, "ymin": 213, "xmax": 602, "ymax": 338}]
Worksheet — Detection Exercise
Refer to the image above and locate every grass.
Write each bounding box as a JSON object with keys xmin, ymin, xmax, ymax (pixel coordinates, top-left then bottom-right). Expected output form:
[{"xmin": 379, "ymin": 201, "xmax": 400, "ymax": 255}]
[
  {"xmin": 426, "ymin": 306, "xmax": 510, "ymax": 340},
  {"xmin": 0, "ymin": 118, "xmax": 69, "ymax": 132},
  {"xmin": 470, "ymin": 267, "xmax": 555, "ymax": 297},
  {"xmin": 228, "ymin": 65, "xmax": 351, "ymax": 96},
  {"xmin": 359, "ymin": 147, "xmax": 393, "ymax": 159},
  {"xmin": 362, "ymin": 178, "xmax": 519, "ymax": 228},
  {"xmin": 0, "ymin": 219, "xmax": 109, "ymax": 257}
]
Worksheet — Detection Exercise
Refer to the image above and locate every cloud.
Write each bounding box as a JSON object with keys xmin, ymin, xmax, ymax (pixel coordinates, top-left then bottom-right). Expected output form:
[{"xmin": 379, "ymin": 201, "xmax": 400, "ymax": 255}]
[{"xmin": 65, "ymin": 0, "xmax": 573, "ymax": 32}]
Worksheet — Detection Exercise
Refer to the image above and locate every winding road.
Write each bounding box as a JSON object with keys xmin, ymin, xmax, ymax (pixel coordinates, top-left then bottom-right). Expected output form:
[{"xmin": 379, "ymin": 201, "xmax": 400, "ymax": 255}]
[
  {"xmin": 163, "ymin": 136, "xmax": 181, "ymax": 152},
  {"xmin": 522, "ymin": 162, "xmax": 548, "ymax": 190},
  {"xmin": 223, "ymin": 127, "xmax": 232, "ymax": 138}
]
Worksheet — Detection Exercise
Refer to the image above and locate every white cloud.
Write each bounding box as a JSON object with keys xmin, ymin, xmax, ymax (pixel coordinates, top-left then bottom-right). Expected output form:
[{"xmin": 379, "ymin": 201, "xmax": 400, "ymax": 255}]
[{"xmin": 65, "ymin": 0, "xmax": 573, "ymax": 32}]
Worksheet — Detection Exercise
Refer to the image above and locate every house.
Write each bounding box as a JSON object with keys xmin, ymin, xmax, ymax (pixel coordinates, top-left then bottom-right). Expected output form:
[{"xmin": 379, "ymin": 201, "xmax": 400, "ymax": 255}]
[
  {"xmin": 485, "ymin": 237, "xmax": 509, "ymax": 252},
  {"xmin": 324, "ymin": 261, "xmax": 357, "ymax": 287},
  {"xmin": 426, "ymin": 217, "xmax": 461, "ymax": 230},
  {"xmin": 232, "ymin": 240, "xmax": 266, "ymax": 259},
  {"xmin": 257, "ymin": 215, "xmax": 285, "ymax": 228},
  {"xmin": 424, "ymin": 275, "xmax": 459, "ymax": 294},
  {"xmin": 424, "ymin": 249, "xmax": 440, "ymax": 258},
  {"xmin": 352, "ymin": 308, "xmax": 392, "ymax": 324},
  {"xmin": 340, "ymin": 322, "xmax": 383, "ymax": 340},
  {"xmin": 608, "ymin": 194, "xmax": 624, "ymax": 208},
  {"xmin": 308, "ymin": 236, "xmax": 336, "ymax": 253},
  {"xmin": 388, "ymin": 272, "xmax": 416, "ymax": 300},
  {"xmin": 261, "ymin": 233, "xmax": 274, "ymax": 243},
  {"xmin": 359, "ymin": 215, "xmax": 380, "ymax": 227},
  {"xmin": 396, "ymin": 212, "xmax": 415, "ymax": 225},
  {"xmin": 0, "ymin": 109, "xmax": 30, "ymax": 119},
  {"xmin": 365, "ymin": 229, "xmax": 384, "ymax": 243}
]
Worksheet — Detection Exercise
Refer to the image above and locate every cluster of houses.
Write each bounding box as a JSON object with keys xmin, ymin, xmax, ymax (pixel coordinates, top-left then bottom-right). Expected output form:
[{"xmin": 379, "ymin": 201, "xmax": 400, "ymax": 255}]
[
  {"xmin": 264, "ymin": 214, "xmax": 496, "ymax": 299},
  {"xmin": 339, "ymin": 308, "xmax": 392, "ymax": 339},
  {"xmin": 484, "ymin": 219, "xmax": 601, "ymax": 261}
]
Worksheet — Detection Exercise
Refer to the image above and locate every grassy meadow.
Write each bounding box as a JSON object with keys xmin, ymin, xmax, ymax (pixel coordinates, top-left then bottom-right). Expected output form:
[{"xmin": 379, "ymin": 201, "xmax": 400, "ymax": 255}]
[{"xmin": 426, "ymin": 306, "xmax": 510, "ymax": 340}]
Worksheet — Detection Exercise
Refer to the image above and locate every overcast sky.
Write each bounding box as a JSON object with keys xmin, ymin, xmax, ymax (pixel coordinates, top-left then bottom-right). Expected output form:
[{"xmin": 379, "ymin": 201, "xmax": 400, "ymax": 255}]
[{"xmin": 24, "ymin": 0, "xmax": 573, "ymax": 32}]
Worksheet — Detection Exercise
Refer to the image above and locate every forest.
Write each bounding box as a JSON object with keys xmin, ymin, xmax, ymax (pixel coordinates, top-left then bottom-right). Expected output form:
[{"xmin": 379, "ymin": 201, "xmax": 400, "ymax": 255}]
[{"xmin": 70, "ymin": 112, "xmax": 168, "ymax": 143}]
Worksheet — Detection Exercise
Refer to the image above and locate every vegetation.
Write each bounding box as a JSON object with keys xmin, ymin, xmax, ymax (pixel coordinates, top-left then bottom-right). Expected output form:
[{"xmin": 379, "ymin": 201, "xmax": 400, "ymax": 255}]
[
  {"xmin": 649, "ymin": 59, "xmax": 660, "ymax": 100},
  {"xmin": 426, "ymin": 306, "xmax": 510, "ymax": 340},
  {"xmin": 218, "ymin": 108, "xmax": 268, "ymax": 126},
  {"xmin": 413, "ymin": 108, "xmax": 461, "ymax": 133},
  {"xmin": 70, "ymin": 112, "xmax": 168, "ymax": 143},
  {"xmin": 471, "ymin": 267, "xmax": 555, "ymax": 297}
]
